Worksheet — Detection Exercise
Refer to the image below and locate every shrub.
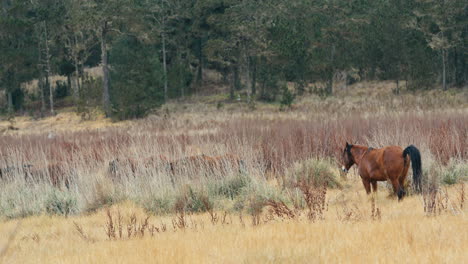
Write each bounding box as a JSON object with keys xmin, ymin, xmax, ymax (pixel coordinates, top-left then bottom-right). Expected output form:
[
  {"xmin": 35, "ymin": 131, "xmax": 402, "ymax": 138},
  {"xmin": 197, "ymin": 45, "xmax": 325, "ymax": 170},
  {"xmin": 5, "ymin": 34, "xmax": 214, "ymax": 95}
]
[
  {"xmin": 426, "ymin": 161, "xmax": 468, "ymax": 186},
  {"xmin": 142, "ymin": 195, "xmax": 174, "ymax": 215},
  {"xmin": 85, "ymin": 181, "xmax": 122, "ymax": 213},
  {"xmin": 54, "ymin": 80, "xmax": 68, "ymax": 99},
  {"xmin": 0, "ymin": 184, "xmax": 47, "ymax": 219},
  {"xmin": 80, "ymin": 75, "xmax": 103, "ymax": 105},
  {"xmin": 286, "ymin": 158, "xmax": 342, "ymax": 189},
  {"xmin": 280, "ymin": 87, "xmax": 295, "ymax": 109},
  {"xmin": 439, "ymin": 161, "xmax": 468, "ymax": 185},
  {"xmin": 174, "ymin": 187, "xmax": 213, "ymax": 213},
  {"xmin": 210, "ymin": 174, "xmax": 251, "ymax": 199},
  {"xmin": 45, "ymin": 190, "xmax": 78, "ymax": 216},
  {"xmin": 232, "ymin": 180, "xmax": 286, "ymax": 212}
]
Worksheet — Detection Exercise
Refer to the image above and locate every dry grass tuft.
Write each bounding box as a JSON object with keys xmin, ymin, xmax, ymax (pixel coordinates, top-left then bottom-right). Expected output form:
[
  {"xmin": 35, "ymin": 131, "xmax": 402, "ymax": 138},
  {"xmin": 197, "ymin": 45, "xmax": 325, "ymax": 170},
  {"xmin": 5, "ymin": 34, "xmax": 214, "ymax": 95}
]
[
  {"xmin": 265, "ymin": 199, "xmax": 297, "ymax": 220},
  {"xmin": 459, "ymin": 182, "xmax": 465, "ymax": 209},
  {"xmin": 370, "ymin": 196, "xmax": 382, "ymax": 221},
  {"xmin": 296, "ymin": 180, "xmax": 328, "ymax": 221}
]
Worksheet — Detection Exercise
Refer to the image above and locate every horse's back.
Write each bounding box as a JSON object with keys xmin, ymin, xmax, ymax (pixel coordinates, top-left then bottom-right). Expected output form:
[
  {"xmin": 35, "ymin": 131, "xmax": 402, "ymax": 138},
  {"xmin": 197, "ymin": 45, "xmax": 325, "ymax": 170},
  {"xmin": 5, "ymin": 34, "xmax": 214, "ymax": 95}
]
[
  {"xmin": 382, "ymin": 146, "xmax": 405, "ymax": 160},
  {"xmin": 361, "ymin": 146, "xmax": 405, "ymax": 180},
  {"xmin": 382, "ymin": 146, "xmax": 407, "ymax": 175},
  {"xmin": 361, "ymin": 148, "xmax": 386, "ymax": 180}
]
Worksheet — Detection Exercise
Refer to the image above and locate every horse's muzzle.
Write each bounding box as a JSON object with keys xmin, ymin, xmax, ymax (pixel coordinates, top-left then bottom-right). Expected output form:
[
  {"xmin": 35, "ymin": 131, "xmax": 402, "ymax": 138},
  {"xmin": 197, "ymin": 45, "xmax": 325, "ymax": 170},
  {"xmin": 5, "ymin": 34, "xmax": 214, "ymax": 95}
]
[{"xmin": 341, "ymin": 166, "xmax": 348, "ymax": 173}]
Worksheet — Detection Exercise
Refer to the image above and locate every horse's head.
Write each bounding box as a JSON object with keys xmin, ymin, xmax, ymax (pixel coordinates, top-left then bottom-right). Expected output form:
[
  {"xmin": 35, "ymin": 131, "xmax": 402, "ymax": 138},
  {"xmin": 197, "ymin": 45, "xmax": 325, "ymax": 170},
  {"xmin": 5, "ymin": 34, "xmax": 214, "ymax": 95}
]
[{"xmin": 341, "ymin": 142, "xmax": 355, "ymax": 173}]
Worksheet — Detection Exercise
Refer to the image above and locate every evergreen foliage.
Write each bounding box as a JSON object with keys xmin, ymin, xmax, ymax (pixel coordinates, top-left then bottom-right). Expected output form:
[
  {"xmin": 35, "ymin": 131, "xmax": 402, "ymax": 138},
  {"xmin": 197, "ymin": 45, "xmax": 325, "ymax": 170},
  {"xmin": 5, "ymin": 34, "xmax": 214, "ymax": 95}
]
[{"xmin": 0, "ymin": 0, "xmax": 466, "ymax": 118}]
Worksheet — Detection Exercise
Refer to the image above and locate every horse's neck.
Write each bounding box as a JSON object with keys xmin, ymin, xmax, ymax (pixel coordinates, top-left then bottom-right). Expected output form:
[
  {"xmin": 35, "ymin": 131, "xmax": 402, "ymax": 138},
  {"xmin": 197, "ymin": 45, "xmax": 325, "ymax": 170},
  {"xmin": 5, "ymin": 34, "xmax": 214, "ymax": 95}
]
[{"xmin": 351, "ymin": 146, "xmax": 368, "ymax": 165}]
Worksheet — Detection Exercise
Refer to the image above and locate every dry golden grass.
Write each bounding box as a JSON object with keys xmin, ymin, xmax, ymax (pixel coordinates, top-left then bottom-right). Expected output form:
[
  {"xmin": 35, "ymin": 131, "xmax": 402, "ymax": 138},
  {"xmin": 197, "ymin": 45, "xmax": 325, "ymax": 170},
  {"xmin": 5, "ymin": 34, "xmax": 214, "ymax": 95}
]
[
  {"xmin": 0, "ymin": 180, "xmax": 466, "ymax": 264},
  {"xmin": 0, "ymin": 82, "xmax": 467, "ymax": 263},
  {"xmin": 1, "ymin": 81, "xmax": 467, "ymax": 136},
  {"xmin": 0, "ymin": 109, "xmax": 128, "ymax": 135}
]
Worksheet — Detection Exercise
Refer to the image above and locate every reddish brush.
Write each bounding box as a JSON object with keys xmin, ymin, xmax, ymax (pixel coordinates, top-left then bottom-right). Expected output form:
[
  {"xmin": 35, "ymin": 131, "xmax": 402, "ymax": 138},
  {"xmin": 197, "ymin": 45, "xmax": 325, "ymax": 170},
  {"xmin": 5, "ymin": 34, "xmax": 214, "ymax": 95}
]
[
  {"xmin": 265, "ymin": 200, "xmax": 296, "ymax": 220},
  {"xmin": 105, "ymin": 209, "xmax": 116, "ymax": 240},
  {"xmin": 370, "ymin": 197, "xmax": 382, "ymax": 221},
  {"xmin": 25, "ymin": 162, "xmax": 72, "ymax": 188},
  {"xmin": 422, "ymin": 186, "xmax": 450, "ymax": 216},
  {"xmin": 172, "ymin": 211, "xmax": 188, "ymax": 230},
  {"xmin": 459, "ymin": 183, "xmax": 465, "ymax": 209},
  {"xmin": 168, "ymin": 153, "xmax": 242, "ymax": 177},
  {"xmin": 296, "ymin": 180, "xmax": 328, "ymax": 221}
]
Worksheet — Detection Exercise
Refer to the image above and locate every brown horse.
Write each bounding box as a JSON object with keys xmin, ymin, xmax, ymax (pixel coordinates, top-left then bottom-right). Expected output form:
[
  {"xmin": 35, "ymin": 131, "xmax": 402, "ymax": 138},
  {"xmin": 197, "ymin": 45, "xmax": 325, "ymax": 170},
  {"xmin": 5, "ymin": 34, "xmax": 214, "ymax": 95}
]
[{"xmin": 341, "ymin": 142, "xmax": 422, "ymax": 200}]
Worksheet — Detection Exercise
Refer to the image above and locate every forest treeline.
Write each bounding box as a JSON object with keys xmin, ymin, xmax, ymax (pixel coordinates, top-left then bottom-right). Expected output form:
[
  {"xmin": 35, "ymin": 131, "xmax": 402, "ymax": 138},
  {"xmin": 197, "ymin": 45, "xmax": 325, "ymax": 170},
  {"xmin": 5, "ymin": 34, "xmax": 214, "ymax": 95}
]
[{"xmin": 0, "ymin": 0, "xmax": 466, "ymax": 119}]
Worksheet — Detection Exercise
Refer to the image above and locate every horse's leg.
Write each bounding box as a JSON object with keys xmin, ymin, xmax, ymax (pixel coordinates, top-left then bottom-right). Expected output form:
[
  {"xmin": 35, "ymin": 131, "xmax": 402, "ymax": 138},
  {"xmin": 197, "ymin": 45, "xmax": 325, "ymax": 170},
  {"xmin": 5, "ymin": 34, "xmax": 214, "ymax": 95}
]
[
  {"xmin": 391, "ymin": 178, "xmax": 405, "ymax": 200},
  {"xmin": 362, "ymin": 178, "xmax": 371, "ymax": 194},
  {"xmin": 398, "ymin": 177, "xmax": 406, "ymax": 196},
  {"xmin": 399, "ymin": 164, "xmax": 409, "ymax": 194},
  {"xmin": 371, "ymin": 180, "xmax": 378, "ymax": 193}
]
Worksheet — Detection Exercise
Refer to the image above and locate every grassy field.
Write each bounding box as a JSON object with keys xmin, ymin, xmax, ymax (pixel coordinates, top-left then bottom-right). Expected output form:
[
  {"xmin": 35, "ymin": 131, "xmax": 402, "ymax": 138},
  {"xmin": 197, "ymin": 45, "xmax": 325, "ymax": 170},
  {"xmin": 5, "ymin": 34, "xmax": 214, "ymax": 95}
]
[
  {"xmin": 0, "ymin": 84, "xmax": 467, "ymax": 263},
  {"xmin": 0, "ymin": 182, "xmax": 466, "ymax": 263}
]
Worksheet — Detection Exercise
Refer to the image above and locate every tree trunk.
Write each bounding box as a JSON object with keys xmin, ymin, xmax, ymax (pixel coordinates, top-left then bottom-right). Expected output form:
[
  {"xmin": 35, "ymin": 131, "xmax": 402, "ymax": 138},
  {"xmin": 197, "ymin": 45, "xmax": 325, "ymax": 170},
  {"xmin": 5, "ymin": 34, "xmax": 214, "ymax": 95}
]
[
  {"xmin": 196, "ymin": 37, "xmax": 203, "ymax": 88},
  {"xmin": 7, "ymin": 92, "xmax": 13, "ymax": 113},
  {"xmin": 234, "ymin": 64, "xmax": 241, "ymax": 91},
  {"xmin": 250, "ymin": 56, "xmax": 257, "ymax": 95},
  {"xmin": 230, "ymin": 69, "xmax": 235, "ymax": 100},
  {"xmin": 66, "ymin": 74, "xmax": 71, "ymax": 96},
  {"xmin": 73, "ymin": 34, "xmax": 81, "ymax": 100},
  {"xmin": 221, "ymin": 69, "xmax": 228, "ymax": 84},
  {"xmin": 442, "ymin": 49, "xmax": 447, "ymax": 91},
  {"xmin": 162, "ymin": 30, "xmax": 168, "ymax": 102},
  {"xmin": 327, "ymin": 75, "xmax": 333, "ymax": 95},
  {"xmin": 344, "ymin": 71, "xmax": 348, "ymax": 91},
  {"xmin": 179, "ymin": 51, "xmax": 184, "ymax": 99},
  {"xmin": 44, "ymin": 22, "xmax": 54, "ymax": 115},
  {"xmin": 45, "ymin": 75, "xmax": 51, "ymax": 111},
  {"xmin": 260, "ymin": 80, "xmax": 266, "ymax": 100},
  {"xmin": 101, "ymin": 22, "xmax": 110, "ymax": 116},
  {"xmin": 39, "ymin": 76, "xmax": 45, "ymax": 115},
  {"xmin": 327, "ymin": 44, "xmax": 335, "ymax": 95},
  {"xmin": 405, "ymin": 76, "xmax": 408, "ymax": 90},
  {"xmin": 260, "ymin": 57, "xmax": 267, "ymax": 99},
  {"xmin": 395, "ymin": 79, "xmax": 400, "ymax": 95},
  {"xmin": 37, "ymin": 34, "xmax": 45, "ymax": 115}
]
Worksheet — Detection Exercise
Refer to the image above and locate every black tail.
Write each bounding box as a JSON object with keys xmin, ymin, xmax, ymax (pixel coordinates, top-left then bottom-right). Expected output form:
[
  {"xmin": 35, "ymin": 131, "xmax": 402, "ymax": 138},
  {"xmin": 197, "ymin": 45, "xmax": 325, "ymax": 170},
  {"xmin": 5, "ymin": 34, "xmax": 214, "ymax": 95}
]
[{"xmin": 403, "ymin": 145, "xmax": 422, "ymax": 193}]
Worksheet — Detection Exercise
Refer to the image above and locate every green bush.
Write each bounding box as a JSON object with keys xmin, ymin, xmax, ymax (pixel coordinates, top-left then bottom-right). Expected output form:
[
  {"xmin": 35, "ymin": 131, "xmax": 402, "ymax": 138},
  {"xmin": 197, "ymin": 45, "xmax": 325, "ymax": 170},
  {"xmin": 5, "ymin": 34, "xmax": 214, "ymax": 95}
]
[
  {"xmin": 232, "ymin": 180, "xmax": 286, "ymax": 212},
  {"xmin": 0, "ymin": 185, "xmax": 47, "ymax": 219},
  {"xmin": 142, "ymin": 195, "xmax": 174, "ymax": 215},
  {"xmin": 210, "ymin": 175, "xmax": 251, "ymax": 199},
  {"xmin": 80, "ymin": 75, "xmax": 103, "ymax": 105},
  {"xmin": 286, "ymin": 158, "xmax": 342, "ymax": 188},
  {"xmin": 280, "ymin": 87, "xmax": 295, "ymax": 109},
  {"xmin": 438, "ymin": 161, "xmax": 468, "ymax": 185},
  {"xmin": 85, "ymin": 184, "xmax": 122, "ymax": 213},
  {"xmin": 174, "ymin": 187, "xmax": 212, "ymax": 213},
  {"xmin": 54, "ymin": 80, "xmax": 68, "ymax": 99},
  {"xmin": 45, "ymin": 190, "xmax": 78, "ymax": 216}
]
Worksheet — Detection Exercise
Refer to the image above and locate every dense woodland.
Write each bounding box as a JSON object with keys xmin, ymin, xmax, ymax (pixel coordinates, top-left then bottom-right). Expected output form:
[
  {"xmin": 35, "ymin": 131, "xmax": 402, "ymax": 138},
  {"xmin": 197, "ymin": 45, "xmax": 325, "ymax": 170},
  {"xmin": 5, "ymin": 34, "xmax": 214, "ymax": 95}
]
[{"xmin": 0, "ymin": 0, "xmax": 466, "ymax": 119}]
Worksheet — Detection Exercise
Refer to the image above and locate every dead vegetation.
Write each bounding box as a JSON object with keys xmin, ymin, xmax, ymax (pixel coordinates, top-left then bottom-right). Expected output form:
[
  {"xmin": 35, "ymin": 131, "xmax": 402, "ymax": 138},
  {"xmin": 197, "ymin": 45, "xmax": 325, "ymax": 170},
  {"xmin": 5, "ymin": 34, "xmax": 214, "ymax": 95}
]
[
  {"xmin": 0, "ymin": 87, "xmax": 466, "ymax": 263},
  {"xmin": 0, "ymin": 108, "xmax": 466, "ymax": 220}
]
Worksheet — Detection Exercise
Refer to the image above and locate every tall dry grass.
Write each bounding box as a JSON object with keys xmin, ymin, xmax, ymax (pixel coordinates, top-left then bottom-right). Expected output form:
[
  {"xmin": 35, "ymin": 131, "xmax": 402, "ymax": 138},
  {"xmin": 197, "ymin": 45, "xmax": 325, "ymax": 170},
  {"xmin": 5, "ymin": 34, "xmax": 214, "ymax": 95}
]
[
  {"xmin": 0, "ymin": 182, "xmax": 466, "ymax": 263},
  {"xmin": 0, "ymin": 108, "xmax": 467, "ymax": 218},
  {"xmin": 0, "ymin": 87, "xmax": 467, "ymax": 262}
]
